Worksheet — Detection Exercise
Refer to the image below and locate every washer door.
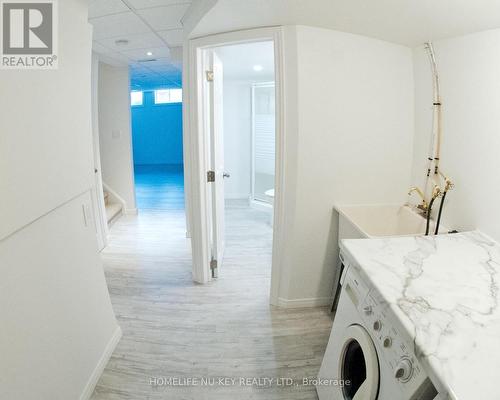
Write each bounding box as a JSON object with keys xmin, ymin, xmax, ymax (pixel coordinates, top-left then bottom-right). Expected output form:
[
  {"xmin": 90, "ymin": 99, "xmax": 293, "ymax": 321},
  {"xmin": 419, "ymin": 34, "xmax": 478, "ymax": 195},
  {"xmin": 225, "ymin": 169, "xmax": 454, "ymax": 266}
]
[{"xmin": 340, "ymin": 324, "xmax": 379, "ymax": 400}]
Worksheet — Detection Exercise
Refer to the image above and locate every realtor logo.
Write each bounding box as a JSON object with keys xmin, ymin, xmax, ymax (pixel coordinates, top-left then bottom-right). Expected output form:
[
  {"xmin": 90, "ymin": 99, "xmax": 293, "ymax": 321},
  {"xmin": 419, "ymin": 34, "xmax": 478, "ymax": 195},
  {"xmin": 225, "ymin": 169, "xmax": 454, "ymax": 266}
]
[{"xmin": 1, "ymin": 0, "xmax": 58, "ymax": 69}]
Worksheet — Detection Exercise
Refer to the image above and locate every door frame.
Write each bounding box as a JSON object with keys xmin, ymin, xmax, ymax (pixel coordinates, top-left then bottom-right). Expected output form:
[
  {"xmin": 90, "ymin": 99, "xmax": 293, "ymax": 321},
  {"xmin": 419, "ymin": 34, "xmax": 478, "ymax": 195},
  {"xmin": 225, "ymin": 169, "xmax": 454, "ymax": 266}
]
[
  {"xmin": 90, "ymin": 53, "xmax": 109, "ymax": 251},
  {"xmin": 184, "ymin": 27, "xmax": 285, "ymax": 305}
]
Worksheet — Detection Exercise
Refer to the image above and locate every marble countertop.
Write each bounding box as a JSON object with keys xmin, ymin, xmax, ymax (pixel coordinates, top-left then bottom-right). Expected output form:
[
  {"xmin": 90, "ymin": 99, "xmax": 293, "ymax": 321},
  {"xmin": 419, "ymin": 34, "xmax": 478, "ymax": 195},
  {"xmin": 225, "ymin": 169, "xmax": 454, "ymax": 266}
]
[{"xmin": 341, "ymin": 231, "xmax": 500, "ymax": 400}]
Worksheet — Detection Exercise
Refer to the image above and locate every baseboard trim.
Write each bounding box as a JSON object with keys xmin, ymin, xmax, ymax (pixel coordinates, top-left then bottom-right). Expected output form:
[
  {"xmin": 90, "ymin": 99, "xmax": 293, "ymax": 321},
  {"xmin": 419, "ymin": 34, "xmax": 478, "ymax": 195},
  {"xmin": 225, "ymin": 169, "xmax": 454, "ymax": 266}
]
[
  {"xmin": 80, "ymin": 326, "xmax": 122, "ymax": 400},
  {"xmin": 277, "ymin": 296, "xmax": 333, "ymax": 309}
]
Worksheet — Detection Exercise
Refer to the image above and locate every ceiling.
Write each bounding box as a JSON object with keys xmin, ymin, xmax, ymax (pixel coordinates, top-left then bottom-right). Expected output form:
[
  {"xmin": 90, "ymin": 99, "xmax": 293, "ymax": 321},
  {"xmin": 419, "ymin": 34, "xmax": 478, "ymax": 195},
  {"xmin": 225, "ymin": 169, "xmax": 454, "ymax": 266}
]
[
  {"xmin": 90, "ymin": 0, "xmax": 500, "ymax": 88},
  {"xmin": 216, "ymin": 41, "xmax": 274, "ymax": 82},
  {"xmin": 88, "ymin": 0, "xmax": 193, "ymax": 89},
  {"xmin": 191, "ymin": 0, "xmax": 500, "ymax": 47}
]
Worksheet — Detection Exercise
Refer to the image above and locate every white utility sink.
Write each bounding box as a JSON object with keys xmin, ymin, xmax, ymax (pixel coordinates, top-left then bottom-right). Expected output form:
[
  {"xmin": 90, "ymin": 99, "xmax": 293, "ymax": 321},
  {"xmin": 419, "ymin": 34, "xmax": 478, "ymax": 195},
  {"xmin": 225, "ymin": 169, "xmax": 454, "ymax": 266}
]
[{"xmin": 335, "ymin": 204, "xmax": 448, "ymax": 239}]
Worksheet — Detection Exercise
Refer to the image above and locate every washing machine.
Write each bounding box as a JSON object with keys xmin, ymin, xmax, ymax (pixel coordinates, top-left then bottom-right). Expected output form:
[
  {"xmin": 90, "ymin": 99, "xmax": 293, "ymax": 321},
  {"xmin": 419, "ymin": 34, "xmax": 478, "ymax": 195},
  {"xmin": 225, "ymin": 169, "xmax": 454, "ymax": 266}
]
[{"xmin": 316, "ymin": 252, "xmax": 439, "ymax": 400}]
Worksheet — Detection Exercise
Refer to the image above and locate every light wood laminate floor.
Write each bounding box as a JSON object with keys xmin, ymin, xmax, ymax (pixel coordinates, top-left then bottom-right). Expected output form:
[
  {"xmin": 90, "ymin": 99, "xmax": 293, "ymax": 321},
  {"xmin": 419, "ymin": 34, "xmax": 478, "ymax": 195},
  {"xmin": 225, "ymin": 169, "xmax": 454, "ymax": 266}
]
[
  {"xmin": 134, "ymin": 164, "xmax": 185, "ymax": 211},
  {"xmin": 91, "ymin": 205, "xmax": 333, "ymax": 400}
]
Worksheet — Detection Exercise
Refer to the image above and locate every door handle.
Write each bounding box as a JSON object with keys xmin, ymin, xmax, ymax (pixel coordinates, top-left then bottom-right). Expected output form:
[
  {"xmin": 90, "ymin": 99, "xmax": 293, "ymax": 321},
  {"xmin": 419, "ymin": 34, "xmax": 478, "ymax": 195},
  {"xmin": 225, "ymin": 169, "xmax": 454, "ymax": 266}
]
[{"xmin": 223, "ymin": 172, "xmax": 230, "ymax": 178}]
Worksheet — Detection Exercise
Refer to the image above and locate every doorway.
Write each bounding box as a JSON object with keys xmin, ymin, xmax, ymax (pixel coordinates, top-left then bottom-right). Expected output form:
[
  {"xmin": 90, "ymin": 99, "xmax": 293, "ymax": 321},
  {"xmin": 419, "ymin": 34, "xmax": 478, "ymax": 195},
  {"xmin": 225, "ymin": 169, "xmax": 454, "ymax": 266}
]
[
  {"xmin": 130, "ymin": 87, "xmax": 184, "ymax": 211},
  {"xmin": 214, "ymin": 41, "xmax": 276, "ymax": 285},
  {"xmin": 186, "ymin": 28, "xmax": 285, "ymax": 305}
]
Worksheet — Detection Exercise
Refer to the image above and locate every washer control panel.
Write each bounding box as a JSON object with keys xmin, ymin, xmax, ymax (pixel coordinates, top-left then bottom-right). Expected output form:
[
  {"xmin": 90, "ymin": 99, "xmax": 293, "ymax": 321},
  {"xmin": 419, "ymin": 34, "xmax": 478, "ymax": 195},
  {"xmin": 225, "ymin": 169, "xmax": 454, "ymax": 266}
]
[
  {"xmin": 359, "ymin": 289, "xmax": 428, "ymax": 394},
  {"xmin": 341, "ymin": 262, "xmax": 430, "ymax": 397}
]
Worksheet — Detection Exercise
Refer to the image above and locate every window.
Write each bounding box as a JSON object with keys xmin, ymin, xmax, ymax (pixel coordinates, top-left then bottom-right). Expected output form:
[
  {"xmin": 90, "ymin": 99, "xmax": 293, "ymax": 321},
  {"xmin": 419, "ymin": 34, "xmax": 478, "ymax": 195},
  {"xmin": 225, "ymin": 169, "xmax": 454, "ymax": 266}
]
[
  {"xmin": 169, "ymin": 88, "xmax": 182, "ymax": 103},
  {"xmin": 130, "ymin": 91, "xmax": 143, "ymax": 106},
  {"xmin": 154, "ymin": 88, "xmax": 182, "ymax": 104}
]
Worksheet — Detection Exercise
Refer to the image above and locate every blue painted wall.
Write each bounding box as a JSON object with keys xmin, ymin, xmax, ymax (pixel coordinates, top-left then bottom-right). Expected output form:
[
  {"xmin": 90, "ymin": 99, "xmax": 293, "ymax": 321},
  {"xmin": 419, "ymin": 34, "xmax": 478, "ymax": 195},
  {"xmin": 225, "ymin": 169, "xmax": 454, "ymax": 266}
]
[{"xmin": 131, "ymin": 90, "xmax": 183, "ymax": 165}]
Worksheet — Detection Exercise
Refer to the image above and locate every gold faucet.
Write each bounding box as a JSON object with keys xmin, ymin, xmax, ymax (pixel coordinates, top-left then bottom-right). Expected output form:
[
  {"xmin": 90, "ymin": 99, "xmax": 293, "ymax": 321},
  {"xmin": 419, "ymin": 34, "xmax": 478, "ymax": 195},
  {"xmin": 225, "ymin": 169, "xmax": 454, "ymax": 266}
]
[
  {"xmin": 408, "ymin": 187, "xmax": 428, "ymax": 212},
  {"xmin": 431, "ymin": 185, "xmax": 442, "ymax": 200},
  {"xmin": 437, "ymin": 170, "xmax": 454, "ymax": 192}
]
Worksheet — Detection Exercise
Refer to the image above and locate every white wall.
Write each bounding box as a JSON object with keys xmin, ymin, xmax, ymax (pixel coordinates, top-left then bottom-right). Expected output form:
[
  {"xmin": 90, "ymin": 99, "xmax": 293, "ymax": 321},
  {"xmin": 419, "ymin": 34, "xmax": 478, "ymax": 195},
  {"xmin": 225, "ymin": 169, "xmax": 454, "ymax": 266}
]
[
  {"xmin": 277, "ymin": 26, "xmax": 415, "ymax": 305},
  {"xmin": 412, "ymin": 29, "xmax": 500, "ymax": 241},
  {"xmin": 0, "ymin": 192, "xmax": 120, "ymax": 400},
  {"xmin": 0, "ymin": 1, "xmax": 94, "ymax": 241},
  {"xmin": 0, "ymin": 1, "xmax": 120, "ymax": 398},
  {"xmin": 98, "ymin": 63, "xmax": 137, "ymax": 212},
  {"xmin": 223, "ymin": 80, "xmax": 252, "ymax": 199}
]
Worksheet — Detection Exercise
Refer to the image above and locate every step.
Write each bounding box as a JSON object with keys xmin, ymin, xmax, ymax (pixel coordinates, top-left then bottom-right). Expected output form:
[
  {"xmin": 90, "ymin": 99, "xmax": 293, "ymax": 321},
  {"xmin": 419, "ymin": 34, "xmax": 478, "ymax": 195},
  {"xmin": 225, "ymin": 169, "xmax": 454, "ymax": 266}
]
[{"xmin": 105, "ymin": 203, "xmax": 122, "ymax": 225}]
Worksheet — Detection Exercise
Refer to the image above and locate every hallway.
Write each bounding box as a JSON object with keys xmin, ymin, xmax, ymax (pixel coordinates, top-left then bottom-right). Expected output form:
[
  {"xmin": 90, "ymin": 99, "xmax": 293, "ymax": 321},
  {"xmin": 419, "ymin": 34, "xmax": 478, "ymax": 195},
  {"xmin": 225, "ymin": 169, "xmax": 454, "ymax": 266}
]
[{"xmin": 91, "ymin": 205, "xmax": 333, "ymax": 399}]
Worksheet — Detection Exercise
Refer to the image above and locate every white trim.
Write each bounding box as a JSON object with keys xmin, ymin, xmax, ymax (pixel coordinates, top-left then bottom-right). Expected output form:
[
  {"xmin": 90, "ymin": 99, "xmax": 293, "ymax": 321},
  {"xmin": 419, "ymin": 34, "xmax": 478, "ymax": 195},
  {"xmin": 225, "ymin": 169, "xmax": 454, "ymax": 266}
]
[
  {"xmin": 182, "ymin": 43, "xmax": 192, "ymax": 239},
  {"xmin": 251, "ymin": 82, "xmax": 256, "ymax": 204},
  {"xmin": 90, "ymin": 53, "xmax": 109, "ymax": 251},
  {"xmin": 79, "ymin": 326, "xmax": 122, "ymax": 400},
  {"xmin": 277, "ymin": 297, "xmax": 334, "ymax": 309},
  {"xmin": 185, "ymin": 27, "xmax": 285, "ymax": 306},
  {"xmin": 124, "ymin": 208, "xmax": 138, "ymax": 215},
  {"xmin": 269, "ymin": 28, "xmax": 286, "ymax": 307}
]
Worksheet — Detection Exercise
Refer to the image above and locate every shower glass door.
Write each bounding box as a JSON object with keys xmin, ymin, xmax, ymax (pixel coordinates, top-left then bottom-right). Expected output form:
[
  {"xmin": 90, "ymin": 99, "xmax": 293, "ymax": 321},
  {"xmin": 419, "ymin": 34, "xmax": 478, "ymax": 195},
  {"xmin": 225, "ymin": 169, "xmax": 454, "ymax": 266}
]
[{"xmin": 252, "ymin": 82, "xmax": 275, "ymax": 204}]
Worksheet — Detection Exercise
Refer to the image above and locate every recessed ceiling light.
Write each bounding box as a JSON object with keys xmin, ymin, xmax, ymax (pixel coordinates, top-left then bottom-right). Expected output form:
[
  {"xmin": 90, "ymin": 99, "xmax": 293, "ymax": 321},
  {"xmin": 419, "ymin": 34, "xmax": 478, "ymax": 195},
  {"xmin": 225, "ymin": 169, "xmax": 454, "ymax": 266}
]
[
  {"xmin": 253, "ymin": 65, "xmax": 263, "ymax": 72},
  {"xmin": 147, "ymin": 51, "xmax": 153, "ymax": 56},
  {"xmin": 115, "ymin": 39, "xmax": 129, "ymax": 46}
]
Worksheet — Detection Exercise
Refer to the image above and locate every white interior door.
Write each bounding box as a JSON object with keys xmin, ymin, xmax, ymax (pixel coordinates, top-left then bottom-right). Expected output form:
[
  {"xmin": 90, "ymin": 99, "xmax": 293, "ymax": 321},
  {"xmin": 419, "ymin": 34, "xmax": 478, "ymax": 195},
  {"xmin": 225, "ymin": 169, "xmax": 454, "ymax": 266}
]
[{"xmin": 208, "ymin": 51, "xmax": 225, "ymax": 277}]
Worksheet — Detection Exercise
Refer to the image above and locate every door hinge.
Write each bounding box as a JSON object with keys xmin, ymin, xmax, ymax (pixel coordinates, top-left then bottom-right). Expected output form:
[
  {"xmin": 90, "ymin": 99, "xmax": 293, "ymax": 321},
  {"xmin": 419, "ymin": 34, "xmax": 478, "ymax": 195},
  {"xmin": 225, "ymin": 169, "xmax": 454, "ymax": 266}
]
[
  {"xmin": 210, "ymin": 259, "xmax": 218, "ymax": 278},
  {"xmin": 207, "ymin": 170, "xmax": 215, "ymax": 182},
  {"xmin": 206, "ymin": 70, "xmax": 214, "ymax": 82}
]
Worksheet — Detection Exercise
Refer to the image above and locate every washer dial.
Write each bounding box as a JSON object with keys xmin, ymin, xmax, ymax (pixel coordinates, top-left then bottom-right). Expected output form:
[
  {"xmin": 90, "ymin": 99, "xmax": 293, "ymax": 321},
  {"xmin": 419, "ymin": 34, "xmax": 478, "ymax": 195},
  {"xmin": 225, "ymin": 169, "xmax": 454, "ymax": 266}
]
[{"xmin": 394, "ymin": 358, "xmax": 413, "ymax": 382}]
